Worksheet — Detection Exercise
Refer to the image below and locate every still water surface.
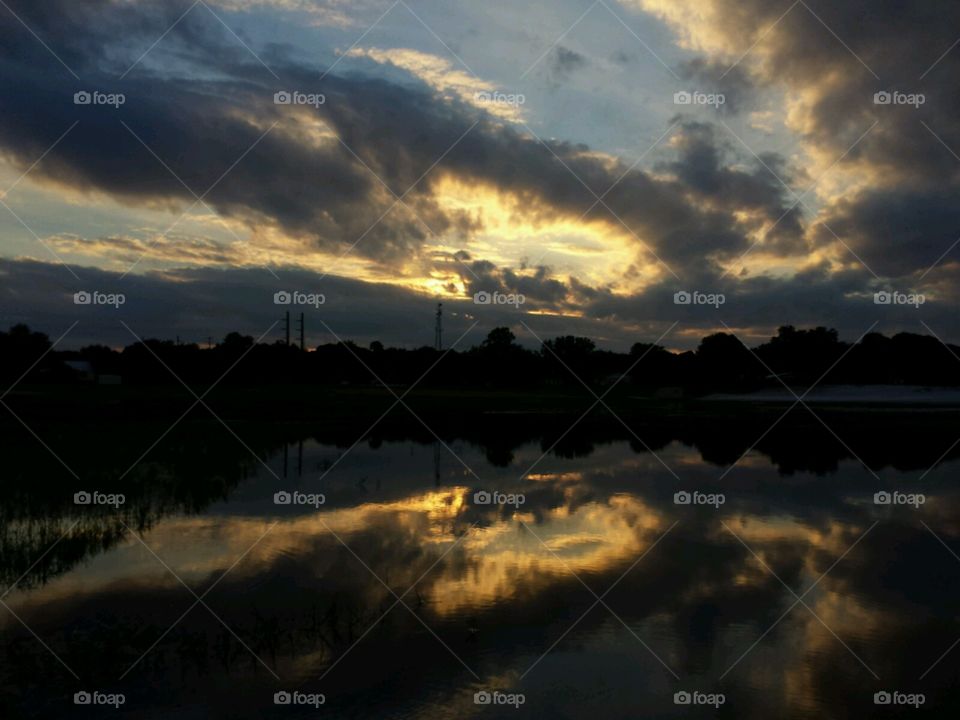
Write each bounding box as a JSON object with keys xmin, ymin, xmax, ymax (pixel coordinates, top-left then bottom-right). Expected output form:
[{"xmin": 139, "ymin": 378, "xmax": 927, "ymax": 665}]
[{"xmin": 2, "ymin": 423, "xmax": 958, "ymax": 718}]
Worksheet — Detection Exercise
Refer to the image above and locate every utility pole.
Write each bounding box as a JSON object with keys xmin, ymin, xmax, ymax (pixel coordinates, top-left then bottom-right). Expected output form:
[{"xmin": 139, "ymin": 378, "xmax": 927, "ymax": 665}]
[
  {"xmin": 298, "ymin": 312, "xmax": 305, "ymax": 351},
  {"xmin": 284, "ymin": 311, "xmax": 290, "ymax": 346},
  {"xmin": 434, "ymin": 303, "xmax": 443, "ymax": 351}
]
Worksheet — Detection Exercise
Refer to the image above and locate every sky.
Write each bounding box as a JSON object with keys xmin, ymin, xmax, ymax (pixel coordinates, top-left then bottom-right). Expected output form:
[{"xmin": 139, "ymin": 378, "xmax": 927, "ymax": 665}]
[{"xmin": 0, "ymin": 0, "xmax": 958, "ymax": 351}]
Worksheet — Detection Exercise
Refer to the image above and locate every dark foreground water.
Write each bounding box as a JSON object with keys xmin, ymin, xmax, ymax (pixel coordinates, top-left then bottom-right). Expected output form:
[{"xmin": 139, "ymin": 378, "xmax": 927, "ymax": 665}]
[{"xmin": 1, "ymin": 416, "xmax": 959, "ymax": 718}]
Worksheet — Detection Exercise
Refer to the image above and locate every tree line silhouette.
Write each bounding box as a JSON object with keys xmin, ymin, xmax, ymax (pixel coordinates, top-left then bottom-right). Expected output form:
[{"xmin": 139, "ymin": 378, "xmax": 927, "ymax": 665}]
[{"xmin": 2, "ymin": 323, "xmax": 958, "ymax": 393}]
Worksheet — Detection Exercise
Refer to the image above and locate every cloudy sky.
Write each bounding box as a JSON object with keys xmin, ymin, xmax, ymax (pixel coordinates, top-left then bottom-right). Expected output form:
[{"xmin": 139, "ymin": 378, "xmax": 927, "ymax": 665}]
[{"xmin": 1, "ymin": 0, "xmax": 958, "ymax": 350}]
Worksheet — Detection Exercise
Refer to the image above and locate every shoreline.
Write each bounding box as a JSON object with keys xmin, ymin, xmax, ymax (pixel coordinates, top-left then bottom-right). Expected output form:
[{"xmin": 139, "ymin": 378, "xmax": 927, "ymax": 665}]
[{"xmin": 7, "ymin": 383, "xmax": 960, "ymax": 423}]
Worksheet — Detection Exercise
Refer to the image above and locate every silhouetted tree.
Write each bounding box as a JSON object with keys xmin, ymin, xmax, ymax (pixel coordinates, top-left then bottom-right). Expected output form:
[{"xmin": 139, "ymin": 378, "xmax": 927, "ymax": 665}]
[
  {"xmin": 0, "ymin": 324, "xmax": 52, "ymax": 384},
  {"xmin": 629, "ymin": 342, "xmax": 675, "ymax": 386},
  {"xmin": 482, "ymin": 327, "xmax": 516, "ymax": 349},
  {"xmin": 696, "ymin": 333, "xmax": 759, "ymax": 389},
  {"xmin": 6, "ymin": 323, "xmax": 960, "ymax": 395},
  {"xmin": 756, "ymin": 325, "xmax": 846, "ymax": 383},
  {"xmin": 222, "ymin": 332, "xmax": 254, "ymax": 350}
]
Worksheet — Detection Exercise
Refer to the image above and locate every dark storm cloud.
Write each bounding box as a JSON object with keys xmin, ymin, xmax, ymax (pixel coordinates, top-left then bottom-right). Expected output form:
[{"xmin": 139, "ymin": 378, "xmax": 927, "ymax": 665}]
[
  {"xmin": 656, "ymin": 121, "xmax": 806, "ymax": 255},
  {"xmin": 825, "ymin": 187, "xmax": 960, "ymax": 279},
  {"xmin": 455, "ymin": 259, "xmax": 571, "ymax": 307},
  {"xmin": 3, "ymin": 0, "xmax": 959, "ymax": 346},
  {"xmin": 0, "ymin": 0, "xmax": 477, "ymax": 264},
  {"xmin": 0, "ymin": 0, "xmax": 802, "ymax": 277},
  {"xmin": 646, "ymin": 0, "xmax": 960, "ymax": 279}
]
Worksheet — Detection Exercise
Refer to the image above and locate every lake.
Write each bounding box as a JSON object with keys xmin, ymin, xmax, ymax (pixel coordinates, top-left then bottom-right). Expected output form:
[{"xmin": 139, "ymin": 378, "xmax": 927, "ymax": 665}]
[{"xmin": 1, "ymin": 413, "xmax": 958, "ymax": 718}]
